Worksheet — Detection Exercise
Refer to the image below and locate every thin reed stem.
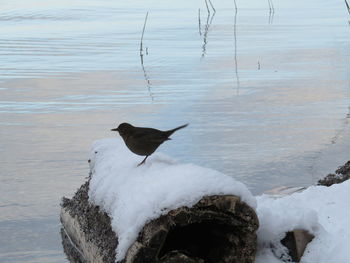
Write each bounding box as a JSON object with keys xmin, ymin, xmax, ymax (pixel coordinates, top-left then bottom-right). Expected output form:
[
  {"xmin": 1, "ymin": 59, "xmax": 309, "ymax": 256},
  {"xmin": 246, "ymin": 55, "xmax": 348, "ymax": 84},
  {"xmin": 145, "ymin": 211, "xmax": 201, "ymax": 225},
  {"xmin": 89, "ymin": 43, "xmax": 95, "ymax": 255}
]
[
  {"xmin": 140, "ymin": 12, "xmax": 149, "ymax": 53},
  {"xmin": 208, "ymin": 0, "xmax": 216, "ymax": 13},
  {"xmin": 204, "ymin": 0, "xmax": 210, "ymax": 15}
]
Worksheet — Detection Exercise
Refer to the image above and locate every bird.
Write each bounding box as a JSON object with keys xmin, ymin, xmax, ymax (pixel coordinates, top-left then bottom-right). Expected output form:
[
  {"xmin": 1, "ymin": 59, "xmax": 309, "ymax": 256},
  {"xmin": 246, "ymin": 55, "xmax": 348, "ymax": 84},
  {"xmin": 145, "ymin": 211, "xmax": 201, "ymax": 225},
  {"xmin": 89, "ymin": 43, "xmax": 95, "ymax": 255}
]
[{"xmin": 111, "ymin": 122, "xmax": 188, "ymax": 166}]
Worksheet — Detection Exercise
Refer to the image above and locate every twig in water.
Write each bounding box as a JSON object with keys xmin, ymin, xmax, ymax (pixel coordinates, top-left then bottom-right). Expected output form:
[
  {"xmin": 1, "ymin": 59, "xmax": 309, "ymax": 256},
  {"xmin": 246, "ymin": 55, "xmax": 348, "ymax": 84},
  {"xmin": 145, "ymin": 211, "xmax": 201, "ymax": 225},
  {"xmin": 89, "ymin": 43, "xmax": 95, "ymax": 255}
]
[
  {"xmin": 233, "ymin": 8, "xmax": 240, "ymax": 93},
  {"xmin": 139, "ymin": 11, "xmax": 153, "ymax": 100},
  {"xmin": 233, "ymin": 0, "xmax": 238, "ymax": 11},
  {"xmin": 268, "ymin": 7, "xmax": 275, "ymax": 24},
  {"xmin": 267, "ymin": 0, "xmax": 275, "ymax": 24},
  {"xmin": 209, "ymin": 9, "xmax": 215, "ymax": 24},
  {"xmin": 204, "ymin": 0, "xmax": 211, "ymax": 15},
  {"xmin": 268, "ymin": 0, "xmax": 275, "ymax": 13},
  {"xmin": 198, "ymin": 9, "xmax": 202, "ymax": 35},
  {"xmin": 345, "ymin": 0, "xmax": 350, "ymax": 14},
  {"xmin": 201, "ymin": 10, "xmax": 216, "ymax": 57},
  {"xmin": 200, "ymin": 0, "xmax": 216, "ymax": 57},
  {"xmin": 140, "ymin": 12, "xmax": 149, "ymax": 55},
  {"xmin": 140, "ymin": 54, "xmax": 154, "ymax": 100},
  {"xmin": 271, "ymin": 0, "xmax": 275, "ymax": 12},
  {"xmin": 201, "ymin": 13, "xmax": 210, "ymax": 57},
  {"xmin": 208, "ymin": 0, "xmax": 216, "ymax": 13}
]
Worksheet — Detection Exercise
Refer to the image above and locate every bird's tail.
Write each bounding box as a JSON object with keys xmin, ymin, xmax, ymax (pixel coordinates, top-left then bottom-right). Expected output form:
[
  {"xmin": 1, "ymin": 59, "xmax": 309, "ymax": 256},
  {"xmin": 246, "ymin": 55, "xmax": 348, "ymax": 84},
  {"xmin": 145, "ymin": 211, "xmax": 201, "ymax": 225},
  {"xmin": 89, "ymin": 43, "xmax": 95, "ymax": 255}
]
[{"xmin": 165, "ymin": 123, "xmax": 189, "ymax": 137}]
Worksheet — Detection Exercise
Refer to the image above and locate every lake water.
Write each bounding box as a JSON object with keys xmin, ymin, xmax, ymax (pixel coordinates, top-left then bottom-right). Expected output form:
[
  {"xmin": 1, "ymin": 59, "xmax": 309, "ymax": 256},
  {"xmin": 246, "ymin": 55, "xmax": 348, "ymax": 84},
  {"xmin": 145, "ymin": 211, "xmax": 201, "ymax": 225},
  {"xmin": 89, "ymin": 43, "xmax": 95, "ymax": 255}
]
[{"xmin": 1, "ymin": 0, "xmax": 350, "ymax": 262}]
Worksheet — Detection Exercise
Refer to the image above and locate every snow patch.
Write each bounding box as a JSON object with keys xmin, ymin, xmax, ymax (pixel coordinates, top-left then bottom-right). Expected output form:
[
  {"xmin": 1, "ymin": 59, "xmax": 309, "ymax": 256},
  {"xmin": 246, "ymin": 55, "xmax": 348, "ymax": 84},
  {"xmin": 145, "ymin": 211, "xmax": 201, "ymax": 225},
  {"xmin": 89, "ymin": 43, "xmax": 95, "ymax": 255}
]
[{"xmin": 256, "ymin": 180, "xmax": 350, "ymax": 263}]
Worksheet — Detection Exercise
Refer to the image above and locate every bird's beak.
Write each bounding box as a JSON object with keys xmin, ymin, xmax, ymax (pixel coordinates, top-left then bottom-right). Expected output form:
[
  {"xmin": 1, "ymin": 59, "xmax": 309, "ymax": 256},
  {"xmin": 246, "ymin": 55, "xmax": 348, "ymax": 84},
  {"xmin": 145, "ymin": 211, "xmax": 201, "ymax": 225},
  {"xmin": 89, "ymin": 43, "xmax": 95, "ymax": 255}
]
[{"xmin": 111, "ymin": 128, "xmax": 119, "ymax": 132}]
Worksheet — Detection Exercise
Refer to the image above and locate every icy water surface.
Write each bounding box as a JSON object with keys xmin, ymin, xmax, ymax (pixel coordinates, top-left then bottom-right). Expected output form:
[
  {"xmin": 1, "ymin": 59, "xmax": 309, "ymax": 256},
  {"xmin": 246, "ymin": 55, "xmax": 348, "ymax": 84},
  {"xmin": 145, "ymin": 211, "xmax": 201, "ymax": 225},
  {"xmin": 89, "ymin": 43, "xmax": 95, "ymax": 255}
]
[{"xmin": 1, "ymin": 0, "xmax": 350, "ymax": 262}]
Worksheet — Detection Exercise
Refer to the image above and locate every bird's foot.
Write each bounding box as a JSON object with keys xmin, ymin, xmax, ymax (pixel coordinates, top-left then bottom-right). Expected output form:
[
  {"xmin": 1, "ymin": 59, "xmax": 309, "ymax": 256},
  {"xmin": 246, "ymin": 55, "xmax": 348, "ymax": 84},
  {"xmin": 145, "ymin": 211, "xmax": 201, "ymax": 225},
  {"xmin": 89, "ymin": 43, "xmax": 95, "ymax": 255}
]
[{"xmin": 137, "ymin": 156, "xmax": 148, "ymax": 167}]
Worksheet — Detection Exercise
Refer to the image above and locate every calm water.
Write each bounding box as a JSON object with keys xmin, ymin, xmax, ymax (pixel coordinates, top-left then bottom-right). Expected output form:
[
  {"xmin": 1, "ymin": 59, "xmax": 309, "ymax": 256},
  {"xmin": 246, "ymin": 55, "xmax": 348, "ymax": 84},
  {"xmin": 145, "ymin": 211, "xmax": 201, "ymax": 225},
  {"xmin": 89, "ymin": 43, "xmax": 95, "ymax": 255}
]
[{"xmin": 1, "ymin": 0, "xmax": 350, "ymax": 262}]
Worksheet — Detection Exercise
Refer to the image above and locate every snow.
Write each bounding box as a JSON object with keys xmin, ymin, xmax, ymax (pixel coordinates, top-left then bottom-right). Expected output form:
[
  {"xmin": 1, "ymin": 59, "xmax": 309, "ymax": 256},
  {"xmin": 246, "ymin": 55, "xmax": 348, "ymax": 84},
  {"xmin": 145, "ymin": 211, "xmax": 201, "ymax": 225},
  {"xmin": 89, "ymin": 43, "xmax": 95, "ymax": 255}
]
[
  {"xmin": 255, "ymin": 180, "xmax": 350, "ymax": 263},
  {"xmin": 88, "ymin": 138, "xmax": 256, "ymax": 262},
  {"xmin": 88, "ymin": 137, "xmax": 350, "ymax": 263}
]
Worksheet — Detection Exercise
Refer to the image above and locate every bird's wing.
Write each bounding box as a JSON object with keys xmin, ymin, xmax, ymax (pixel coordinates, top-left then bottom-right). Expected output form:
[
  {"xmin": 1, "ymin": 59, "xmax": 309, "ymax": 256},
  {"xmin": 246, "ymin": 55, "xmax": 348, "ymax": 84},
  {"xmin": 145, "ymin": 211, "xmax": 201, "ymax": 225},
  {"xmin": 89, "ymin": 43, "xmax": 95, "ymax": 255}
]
[{"xmin": 131, "ymin": 128, "xmax": 168, "ymax": 142}]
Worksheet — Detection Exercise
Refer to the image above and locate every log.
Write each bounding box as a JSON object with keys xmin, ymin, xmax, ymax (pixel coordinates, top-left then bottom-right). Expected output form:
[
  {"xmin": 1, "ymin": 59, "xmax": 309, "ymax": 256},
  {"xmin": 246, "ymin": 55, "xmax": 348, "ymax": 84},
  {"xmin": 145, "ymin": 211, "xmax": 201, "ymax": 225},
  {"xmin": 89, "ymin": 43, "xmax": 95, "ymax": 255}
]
[
  {"xmin": 60, "ymin": 180, "xmax": 259, "ymax": 263},
  {"xmin": 61, "ymin": 181, "xmax": 117, "ymax": 263}
]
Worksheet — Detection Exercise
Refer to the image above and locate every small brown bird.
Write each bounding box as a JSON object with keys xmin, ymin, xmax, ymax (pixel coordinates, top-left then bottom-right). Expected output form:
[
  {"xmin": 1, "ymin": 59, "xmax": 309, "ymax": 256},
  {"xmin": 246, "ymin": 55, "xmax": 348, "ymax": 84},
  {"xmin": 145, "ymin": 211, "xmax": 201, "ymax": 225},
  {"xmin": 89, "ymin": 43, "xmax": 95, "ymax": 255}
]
[{"xmin": 111, "ymin": 123, "xmax": 188, "ymax": 166}]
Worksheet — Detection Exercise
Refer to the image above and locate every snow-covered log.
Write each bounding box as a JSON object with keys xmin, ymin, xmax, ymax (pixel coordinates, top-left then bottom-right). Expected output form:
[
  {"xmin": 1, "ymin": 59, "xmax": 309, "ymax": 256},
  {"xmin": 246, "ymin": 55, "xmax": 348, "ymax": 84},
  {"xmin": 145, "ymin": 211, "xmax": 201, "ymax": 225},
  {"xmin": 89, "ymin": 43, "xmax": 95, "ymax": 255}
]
[
  {"xmin": 61, "ymin": 183, "xmax": 258, "ymax": 263},
  {"xmin": 60, "ymin": 138, "xmax": 259, "ymax": 263}
]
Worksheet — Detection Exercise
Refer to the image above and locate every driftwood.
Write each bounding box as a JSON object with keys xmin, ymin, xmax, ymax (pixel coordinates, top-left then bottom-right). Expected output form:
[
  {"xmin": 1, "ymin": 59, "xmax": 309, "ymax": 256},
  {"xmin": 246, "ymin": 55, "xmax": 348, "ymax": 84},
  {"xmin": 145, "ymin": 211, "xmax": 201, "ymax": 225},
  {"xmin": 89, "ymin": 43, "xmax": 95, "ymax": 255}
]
[
  {"xmin": 61, "ymin": 180, "xmax": 259, "ymax": 263},
  {"xmin": 318, "ymin": 160, "xmax": 350, "ymax": 186},
  {"xmin": 281, "ymin": 230, "xmax": 314, "ymax": 262}
]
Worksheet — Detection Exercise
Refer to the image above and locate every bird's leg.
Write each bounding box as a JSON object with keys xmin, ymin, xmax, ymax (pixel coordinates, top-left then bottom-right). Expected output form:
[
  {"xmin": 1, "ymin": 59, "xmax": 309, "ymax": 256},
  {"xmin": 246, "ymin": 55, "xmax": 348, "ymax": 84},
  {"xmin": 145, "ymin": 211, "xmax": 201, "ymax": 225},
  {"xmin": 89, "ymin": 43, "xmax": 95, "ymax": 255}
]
[{"xmin": 137, "ymin": 156, "xmax": 148, "ymax": 166}]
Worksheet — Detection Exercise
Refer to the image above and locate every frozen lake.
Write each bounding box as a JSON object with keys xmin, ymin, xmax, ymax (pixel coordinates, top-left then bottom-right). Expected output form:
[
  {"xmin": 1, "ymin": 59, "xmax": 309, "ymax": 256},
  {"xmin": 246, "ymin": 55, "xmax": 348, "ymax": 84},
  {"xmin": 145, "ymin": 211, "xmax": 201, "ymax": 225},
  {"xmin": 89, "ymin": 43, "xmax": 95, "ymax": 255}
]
[{"xmin": 0, "ymin": 0, "xmax": 350, "ymax": 262}]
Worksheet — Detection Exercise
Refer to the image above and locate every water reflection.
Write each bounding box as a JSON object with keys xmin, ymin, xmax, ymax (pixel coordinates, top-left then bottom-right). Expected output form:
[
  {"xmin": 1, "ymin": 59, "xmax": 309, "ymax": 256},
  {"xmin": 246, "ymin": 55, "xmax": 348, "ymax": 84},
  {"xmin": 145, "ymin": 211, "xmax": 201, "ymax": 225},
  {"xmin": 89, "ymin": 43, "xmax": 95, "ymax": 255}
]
[
  {"xmin": 139, "ymin": 12, "xmax": 154, "ymax": 100},
  {"xmin": 233, "ymin": 8, "xmax": 240, "ymax": 93},
  {"xmin": 201, "ymin": 0, "xmax": 216, "ymax": 58},
  {"xmin": 268, "ymin": 6, "xmax": 275, "ymax": 24},
  {"xmin": 198, "ymin": 9, "xmax": 202, "ymax": 36}
]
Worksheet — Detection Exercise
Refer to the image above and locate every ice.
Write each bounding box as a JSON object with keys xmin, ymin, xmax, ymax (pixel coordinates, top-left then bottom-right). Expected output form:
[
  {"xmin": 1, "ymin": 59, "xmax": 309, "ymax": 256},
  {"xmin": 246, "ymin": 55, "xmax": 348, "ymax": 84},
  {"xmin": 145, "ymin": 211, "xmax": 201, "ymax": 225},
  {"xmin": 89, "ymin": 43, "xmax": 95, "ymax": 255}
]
[{"xmin": 88, "ymin": 138, "xmax": 256, "ymax": 262}]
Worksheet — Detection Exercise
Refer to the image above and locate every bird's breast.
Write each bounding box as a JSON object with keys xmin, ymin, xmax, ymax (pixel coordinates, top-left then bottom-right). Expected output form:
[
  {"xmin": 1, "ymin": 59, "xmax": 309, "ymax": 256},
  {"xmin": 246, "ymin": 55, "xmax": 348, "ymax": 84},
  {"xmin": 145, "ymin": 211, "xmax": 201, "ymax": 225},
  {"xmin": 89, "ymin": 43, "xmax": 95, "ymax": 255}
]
[{"xmin": 125, "ymin": 135, "xmax": 163, "ymax": 156}]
